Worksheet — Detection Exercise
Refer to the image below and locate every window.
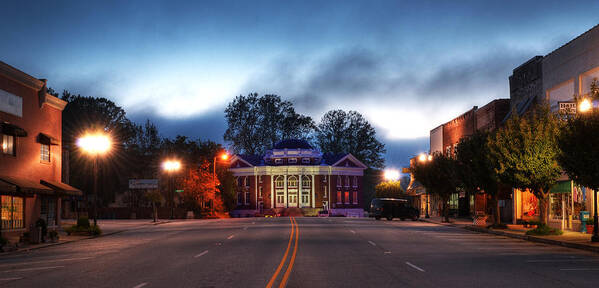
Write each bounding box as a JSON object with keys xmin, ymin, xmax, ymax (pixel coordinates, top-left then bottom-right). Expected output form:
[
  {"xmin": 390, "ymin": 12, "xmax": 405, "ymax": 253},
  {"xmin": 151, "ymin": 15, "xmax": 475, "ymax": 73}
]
[
  {"xmin": 336, "ymin": 191, "xmax": 342, "ymax": 204},
  {"xmin": 259, "ymin": 176, "xmax": 263, "ymax": 183},
  {"xmin": 336, "ymin": 176, "xmax": 342, "ymax": 187},
  {"xmin": 275, "ymin": 176, "xmax": 284, "ymax": 188},
  {"xmin": 288, "ymin": 158, "xmax": 297, "ymax": 164},
  {"xmin": 352, "ymin": 191, "xmax": 358, "ymax": 204},
  {"xmin": 323, "ymin": 186, "xmax": 327, "ymax": 198},
  {"xmin": 1, "ymin": 134, "xmax": 15, "ymax": 156},
  {"xmin": 344, "ymin": 191, "xmax": 350, "ymax": 204},
  {"xmin": 245, "ymin": 191, "xmax": 250, "ymax": 205},
  {"xmin": 40, "ymin": 196, "xmax": 56, "ymax": 226},
  {"xmin": 274, "ymin": 158, "xmax": 283, "ymax": 164},
  {"xmin": 323, "ymin": 176, "xmax": 327, "ymax": 183},
  {"xmin": 288, "ymin": 176, "xmax": 298, "ymax": 188},
  {"xmin": 40, "ymin": 144, "xmax": 50, "ymax": 162},
  {"xmin": 344, "ymin": 176, "xmax": 350, "ymax": 187},
  {"xmin": 1, "ymin": 196, "xmax": 24, "ymax": 230},
  {"xmin": 352, "ymin": 176, "xmax": 358, "ymax": 187},
  {"xmin": 259, "ymin": 186, "xmax": 263, "ymax": 199},
  {"xmin": 302, "ymin": 158, "xmax": 310, "ymax": 164},
  {"xmin": 276, "ymin": 191, "xmax": 285, "ymax": 205},
  {"xmin": 302, "ymin": 176, "xmax": 311, "ymax": 188},
  {"xmin": 445, "ymin": 146, "xmax": 452, "ymax": 156},
  {"xmin": 243, "ymin": 177, "xmax": 249, "ymax": 187},
  {"xmin": 237, "ymin": 177, "xmax": 243, "ymax": 187},
  {"xmin": 237, "ymin": 192, "xmax": 243, "ymax": 205}
]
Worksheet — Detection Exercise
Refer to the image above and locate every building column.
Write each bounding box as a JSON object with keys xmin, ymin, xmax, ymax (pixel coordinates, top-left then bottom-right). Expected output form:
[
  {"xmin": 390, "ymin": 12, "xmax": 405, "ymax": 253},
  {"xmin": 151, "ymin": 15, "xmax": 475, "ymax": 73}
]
[
  {"xmin": 299, "ymin": 171, "xmax": 302, "ymax": 208},
  {"xmin": 270, "ymin": 174, "xmax": 274, "ymax": 209},
  {"xmin": 311, "ymin": 174, "xmax": 315, "ymax": 208},
  {"xmin": 255, "ymin": 175, "xmax": 258, "ymax": 210},
  {"xmin": 284, "ymin": 175, "xmax": 288, "ymax": 208}
]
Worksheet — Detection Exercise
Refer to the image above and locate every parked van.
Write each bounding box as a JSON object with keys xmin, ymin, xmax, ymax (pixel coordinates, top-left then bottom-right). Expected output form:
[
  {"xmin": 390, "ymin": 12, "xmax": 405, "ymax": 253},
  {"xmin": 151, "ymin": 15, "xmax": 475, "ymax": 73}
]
[{"xmin": 370, "ymin": 198, "xmax": 419, "ymax": 221}]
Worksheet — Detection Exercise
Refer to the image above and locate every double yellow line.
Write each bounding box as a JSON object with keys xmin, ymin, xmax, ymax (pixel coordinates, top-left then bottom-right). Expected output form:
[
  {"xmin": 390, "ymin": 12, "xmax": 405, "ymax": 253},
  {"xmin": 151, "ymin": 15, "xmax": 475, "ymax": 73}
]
[{"xmin": 266, "ymin": 217, "xmax": 299, "ymax": 288}]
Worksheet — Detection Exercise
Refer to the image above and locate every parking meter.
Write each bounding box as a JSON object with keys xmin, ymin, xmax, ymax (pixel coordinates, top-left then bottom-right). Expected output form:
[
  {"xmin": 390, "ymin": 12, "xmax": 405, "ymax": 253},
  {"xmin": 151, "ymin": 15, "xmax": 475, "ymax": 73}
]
[{"xmin": 581, "ymin": 211, "xmax": 590, "ymax": 233}]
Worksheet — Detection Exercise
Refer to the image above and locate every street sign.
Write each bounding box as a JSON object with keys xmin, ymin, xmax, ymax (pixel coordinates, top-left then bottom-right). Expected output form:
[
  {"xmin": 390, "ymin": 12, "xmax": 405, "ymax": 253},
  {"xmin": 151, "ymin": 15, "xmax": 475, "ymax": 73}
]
[
  {"xmin": 129, "ymin": 179, "xmax": 159, "ymax": 189},
  {"xmin": 175, "ymin": 190, "xmax": 184, "ymax": 193},
  {"xmin": 559, "ymin": 102, "xmax": 577, "ymax": 114}
]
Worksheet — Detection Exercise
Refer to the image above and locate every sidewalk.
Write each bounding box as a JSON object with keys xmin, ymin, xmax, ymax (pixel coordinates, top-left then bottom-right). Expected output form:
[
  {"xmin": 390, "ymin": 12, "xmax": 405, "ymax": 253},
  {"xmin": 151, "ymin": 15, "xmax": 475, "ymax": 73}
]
[
  {"xmin": 3, "ymin": 219, "xmax": 176, "ymax": 254},
  {"xmin": 420, "ymin": 216, "xmax": 599, "ymax": 254}
]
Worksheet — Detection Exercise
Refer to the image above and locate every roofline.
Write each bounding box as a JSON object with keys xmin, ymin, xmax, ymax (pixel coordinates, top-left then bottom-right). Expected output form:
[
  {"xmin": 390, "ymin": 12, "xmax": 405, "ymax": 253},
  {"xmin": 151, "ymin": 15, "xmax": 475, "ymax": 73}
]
[
  {"xmin": 0, "ymin": 61, "xmax": 45, "ymax": 91},
  {"xmin": 331, "ymin": 153, "xmax": 368, "ymax": 169},
  {"xmin": 229, "ymin": 155, "xmax": 255, "ymax": 167}
]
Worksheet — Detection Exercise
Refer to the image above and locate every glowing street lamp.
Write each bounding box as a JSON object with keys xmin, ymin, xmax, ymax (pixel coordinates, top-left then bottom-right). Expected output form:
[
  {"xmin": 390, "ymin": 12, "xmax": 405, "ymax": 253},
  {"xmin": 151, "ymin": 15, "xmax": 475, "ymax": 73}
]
[
  {"xmin": 212, "ymin": 152, "xmax": 229, "ymax": 214},
  {"xmin": 384, "ymin": 169, "xmax": 400, "ymax": 182},
  {"xmin": 417, "ymin": 153, "xmax": 432, "ymax": 218},
  {"xmin": 579, "ymin": 98, "xmax": 592, "ymax": 113},
  {"xmin": 162, "ymin": 159, "xmax": 181, "ymax": 219},
  {"xmin": 77, "ymin": 132, "xmax": 112, "ymax": 226}
]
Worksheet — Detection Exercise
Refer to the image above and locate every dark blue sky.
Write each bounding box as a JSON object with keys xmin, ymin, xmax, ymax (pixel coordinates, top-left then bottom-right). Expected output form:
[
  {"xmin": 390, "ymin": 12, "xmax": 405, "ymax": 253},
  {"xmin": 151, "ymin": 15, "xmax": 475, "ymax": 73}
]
[{"xmin": 2, "ymin": 0, "xmax": 598, "ymax": 168}]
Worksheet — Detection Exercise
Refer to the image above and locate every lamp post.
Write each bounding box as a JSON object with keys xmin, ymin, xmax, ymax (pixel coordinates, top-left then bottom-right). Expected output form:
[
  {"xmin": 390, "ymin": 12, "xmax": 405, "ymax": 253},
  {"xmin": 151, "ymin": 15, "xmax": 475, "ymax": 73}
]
[
  {"xmin": 77, "ymin": 132, "xmax": 111, "ymax": 227},
  {"xmin": 212, "ymin": 153, "xmax": 229, "ymax": 214},
  {"xmin": 578, "ymin": 98, "xmax": 599, "ymax": 241},
  {"xmin": 162, "ymin": 160, "xmax": 181, "ymax": 219},
  {"xmin": 418, "ymin": 153, "xmax": 432, "ymax": 218}
]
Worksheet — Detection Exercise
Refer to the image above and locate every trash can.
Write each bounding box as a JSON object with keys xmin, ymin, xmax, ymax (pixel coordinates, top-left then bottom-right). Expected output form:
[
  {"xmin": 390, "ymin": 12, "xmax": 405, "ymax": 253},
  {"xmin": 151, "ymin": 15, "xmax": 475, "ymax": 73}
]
[{"xmin": 581, "ymin": 211, "xmax": 590, "ymax": 233}]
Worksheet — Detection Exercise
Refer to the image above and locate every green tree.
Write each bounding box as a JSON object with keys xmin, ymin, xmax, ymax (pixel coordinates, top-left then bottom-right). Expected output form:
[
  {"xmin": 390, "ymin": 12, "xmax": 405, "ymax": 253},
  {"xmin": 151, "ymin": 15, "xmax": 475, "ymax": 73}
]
[
  {"xmin": 456, "ymin": 131, "xmax": 501, "ymax": 224},
  {"xmin": 558, "ymin": 108, "xmax": 599, "ymax": 240},
  {"xmin": 375, "ymin": 181, "xmax": 404, "ymax": 198},
  {"xmin": 224, "ymin": 93, "xmax": 316, "ymax": 155},
  {"xmin": 488, "ymin": 106, "xmax": 561, "ymax": 225},
  {"xmin": 412, "ymin": 152, "xmax": 460, "ymax": 222},
  {"xmin": 316, "ymin": 110, "xmax": 386, "ymax": 169}
]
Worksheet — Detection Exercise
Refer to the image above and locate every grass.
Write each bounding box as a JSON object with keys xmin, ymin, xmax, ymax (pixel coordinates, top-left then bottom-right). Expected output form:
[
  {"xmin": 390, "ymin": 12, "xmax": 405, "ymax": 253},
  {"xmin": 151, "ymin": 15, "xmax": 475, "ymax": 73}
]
[{"xmin": 525, "ymin": 224, "xmax": 563, "ymax": 236}]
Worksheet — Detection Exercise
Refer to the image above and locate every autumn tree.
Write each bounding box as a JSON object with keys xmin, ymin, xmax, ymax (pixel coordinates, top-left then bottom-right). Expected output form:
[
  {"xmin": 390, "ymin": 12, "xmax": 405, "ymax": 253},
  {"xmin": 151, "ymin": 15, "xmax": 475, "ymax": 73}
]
[
  {"xmin": 375, "ymin": 181, "xmax": 404, "ymax": 198},
  {"xmin": 488, "ymin": 106, "xmax": 561, "ymax": 225},
  {"xmin": 316, "ymin": 110, "xmax": 386, "ymax": 169},
  {"xmin": 180, "ymin": 161, "xmax": 220, "ymax": 213}
]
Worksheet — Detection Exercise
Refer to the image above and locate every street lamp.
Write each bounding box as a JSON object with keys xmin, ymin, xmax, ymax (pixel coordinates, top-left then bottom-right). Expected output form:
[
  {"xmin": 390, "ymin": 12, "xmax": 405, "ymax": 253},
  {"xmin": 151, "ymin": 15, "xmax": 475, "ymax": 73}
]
[
  {"xmin": 577, "ymin": 98, "xmax": 599, "ymax": 241},
  {"xmin": 579, "ymin": 98, "xmax": 592, "ymax": 113},
  {"xmin": 162, "ymin": 159, "xmax": 181, "ymax": 219},
  {"xmin": 418, "ymin": 153, "xmax": 432, "ymax": 218},
  {"xmin": 383, "ymin": 169, "xmax": 400, "ymax": 182},
  {"xmin": 212, "ymin": 152, "xmax": 229, "ymax": 214},
  {"xmin": 77, "ymin": 132, "xmax": 112, "ymax": 226}
]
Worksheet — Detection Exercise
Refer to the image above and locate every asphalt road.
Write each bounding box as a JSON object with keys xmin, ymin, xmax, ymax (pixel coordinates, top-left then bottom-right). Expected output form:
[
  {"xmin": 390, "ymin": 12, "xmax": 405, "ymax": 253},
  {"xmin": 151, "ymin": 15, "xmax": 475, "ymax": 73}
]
[{"xmin": 1, "ymin": 217, "xmax": 599, "ymax": 287}]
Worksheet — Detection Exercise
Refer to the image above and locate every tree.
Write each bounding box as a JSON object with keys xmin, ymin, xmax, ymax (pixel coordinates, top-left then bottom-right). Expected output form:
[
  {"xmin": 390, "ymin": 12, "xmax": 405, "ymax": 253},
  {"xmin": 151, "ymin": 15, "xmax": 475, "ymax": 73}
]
[
  {"xmin": 412, "ymin": 152, "xmax": 460, "ymax": 222},
  {"xmin": 224, "ymin": 93, "xmax": 316, "ymax": 155},
  {"xmin": 316, "ymin": 110, "xmax": 386, "ymax": 169},
  {"xmin": 180, "ymin": 161, "xmax": 220, "ymax": 213},
  {"xmin": 488, "ymin": 106, "xmax": 561, "ymax": 225},
  {"xmin": 456, "ymin": 131, "xmax": 501, "ymax": 224},
  {"xmin": 375, "ymin": 181, "xmax": 404, "ymax": 198},
  {"xmin": 558, "ymin": 108, "xmax": 599, "ymax": 240}
]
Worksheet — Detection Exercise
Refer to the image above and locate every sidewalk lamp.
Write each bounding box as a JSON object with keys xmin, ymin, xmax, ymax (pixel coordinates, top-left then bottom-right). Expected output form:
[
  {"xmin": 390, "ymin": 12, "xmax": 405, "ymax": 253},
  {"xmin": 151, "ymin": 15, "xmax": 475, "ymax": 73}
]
[
  {"xmin": 212, "ymin": 152, "xmax": 229, "ymax": 214},
  {"xmin": 578, "ymin": 99, "xmax": 599, "ymax": 241},
  {"xmin": 162, "ymin": 160, "xmax": 181, "ymax": 219},
  {"xmin": 418, "ymin": 153, "xmax": 432, "ymax": 218},
  {"xmin": 77, "ymin": 132, "xmax": 112, "ymax": 226},
  {"xmin": 579, "ymin": 98, "xmax": 592, "ymax": 113},
  {"xmin": 383, "ymin": 169, "xmax": 400, "ymax": 182}
]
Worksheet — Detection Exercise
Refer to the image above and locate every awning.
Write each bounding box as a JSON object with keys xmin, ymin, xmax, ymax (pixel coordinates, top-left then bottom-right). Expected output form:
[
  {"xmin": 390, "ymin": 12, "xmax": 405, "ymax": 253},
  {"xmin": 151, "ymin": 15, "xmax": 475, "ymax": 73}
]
[
  {"xmin": 0, "ymin": 175, "xmax": 53, "ymax": 195},
  {"xmin": 40, "ymin": 180, "xmax": 82, "ymax": 196},
  {"xmin": 550, "ymin": 180, "xmax": 572, "ymax": 194},
  {"xmin": 0, "ymin": 122, "xmax": 27, "ymax": 137},
  {"xmin": 37, "ymin": 133, "xmax": 59, "ymax": 145}
]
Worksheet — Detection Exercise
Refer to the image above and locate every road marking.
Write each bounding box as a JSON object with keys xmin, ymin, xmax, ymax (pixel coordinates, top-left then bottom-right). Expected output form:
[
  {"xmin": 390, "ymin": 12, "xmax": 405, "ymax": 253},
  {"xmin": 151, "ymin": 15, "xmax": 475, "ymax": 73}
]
[
  {"xmin": 368, "ymin": 241, "xmax": 376, "ymax": 246},
  {"xmin": 476, "ymin": 247, "xmax": 537, "ymax": 250},
  {"xmin": 349, "ymin": 230, "xmax": 356, "ymax": 234},
  {"xmin": 384, "ymin": 251, "xmax": 392, "ymax": 254},
  {"xmin": 266, "ymin": 217, "xmax": 295, "ymax": 288},
  {"xmin": 194, "ymin": 250, "xmax": 209, "ymax": 258},
  {"xmin": 0, "ymin": 277, "xmax": 22, "ymax": 281},
  {"xmin": 0, "ymin": 257, "xmax": 93, "ymax": 267},
  {"xmin": 1, "ymin": 266, "xmax": 64, "ymax": 273},
  {"xmin": 227, "ymin": 235, "xmax": 235, "ymax": 240},
  {"xmin": 405, "ymin": 262, "xmax": 425, "ymax": 272},
  {"xmin": 133, "ymin": 282, "xmax": 148, "ymax": 288},
  {"xmin": 279, "ymin": 217, "xmax": 299, "ymax": 288}
]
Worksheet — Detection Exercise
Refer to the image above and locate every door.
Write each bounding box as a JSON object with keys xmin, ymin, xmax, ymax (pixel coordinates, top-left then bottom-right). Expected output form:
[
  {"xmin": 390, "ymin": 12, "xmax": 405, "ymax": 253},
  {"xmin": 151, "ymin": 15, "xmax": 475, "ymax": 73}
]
[
  {"xmin": 323, "ymin": 201, "xmax": 329, "ymax": 211},
  {"xmin": 288, "ymin": 193, "xmax": 298, "ymax": 207}
]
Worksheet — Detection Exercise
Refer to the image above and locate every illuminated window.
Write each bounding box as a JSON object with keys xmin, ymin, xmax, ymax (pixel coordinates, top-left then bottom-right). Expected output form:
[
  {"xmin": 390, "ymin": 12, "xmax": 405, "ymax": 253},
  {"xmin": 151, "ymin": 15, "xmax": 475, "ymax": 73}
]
[
  {"xmin": 275, "ymin": 176, "xmax": 284, "ymax": 188},
  {"xmin": 40, "ymin": 144, "xmax": 50, "ymax": 162},
  {"xmin": 1, "ymin": 134, "xmax": 15, "ymax": 156},
  {"xmin": 302, "ymin": 176, "xmax": 311, "ymax": 188},
  {"xmin": 336, "ymin": 191, "xmax": 342, "ymax": 204},
  {"xmin": 288, "ymin": 176, "xmax": 298, "ymax": 188},
  {"xmin": 344, "ymin": 191, "xmax": 350, "ymax": 204},
  {"xmin": 352, "ymin": 191, "xmax": 358, "ymax": 204},
  {"xmin": 1, "ymin": 196, "xmax": 24, "ymax": 230}
]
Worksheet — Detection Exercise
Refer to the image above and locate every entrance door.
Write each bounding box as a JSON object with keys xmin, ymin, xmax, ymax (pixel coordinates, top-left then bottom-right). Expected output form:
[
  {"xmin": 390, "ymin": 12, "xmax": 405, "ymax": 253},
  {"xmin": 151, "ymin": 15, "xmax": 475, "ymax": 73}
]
[
  {"xmin": 323, "ymin": 201, "xmax": 329, "ymax": 211},
  {"xmin": 288, "ymin": 193, "xmax": 298, "ymax": 207},
  {"xmin": 300, "ymin": 192, "xmax": 310, "ymax": 207}
]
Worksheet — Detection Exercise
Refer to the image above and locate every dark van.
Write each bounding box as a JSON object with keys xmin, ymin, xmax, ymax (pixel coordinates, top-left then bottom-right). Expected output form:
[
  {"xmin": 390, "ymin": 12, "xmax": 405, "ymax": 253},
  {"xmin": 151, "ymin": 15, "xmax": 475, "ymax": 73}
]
[{"xmin": 370, "ymin": 198, "xmax": 419, "ymax": 221}]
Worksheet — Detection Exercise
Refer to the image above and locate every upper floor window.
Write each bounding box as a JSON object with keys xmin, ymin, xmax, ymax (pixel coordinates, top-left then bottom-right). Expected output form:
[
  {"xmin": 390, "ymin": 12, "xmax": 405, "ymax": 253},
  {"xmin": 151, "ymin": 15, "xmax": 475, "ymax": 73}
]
[
  {"xmin": 288, "ymin": 158, "xmax": 297, "ymax": 164},
  {"xmin": 40, "ymin": 144, "xmax": 50, "ymax": 162},
  {"xmin": 259, "ymin": 176, "xmax": 263, "ymax": 183},
  {"xmin": 1, "ymin": 134, "xmax": 15, "ymax": 156},
  {"xmin": 302, "ymin": 158, "xmax": 310, "ymax": 164},
  {"xmin": 344, "ymin": 176, "xmax": 350, "ymax": 187},
  {"xmin": 352, "ymin": 176, "xmax": 358, "ymax": 187},
  {"xmin": 275, "ymin": 176, "xmax": 284, "ymax": 188},
  {"xmin": 302, "ymin": 176, "xmax": 311, "ymax": 188},
  {"xmin": 274, "ymin": 158, "xmax": 283, "ymax": 164},
  {"xmin": 336, "ymin": 176, "xmax": 342, "ymax": 187},
  {"xmin": 288, "ymin": 176, "xmax": 298, "ymax": 188},
  {"xmin": 243, "ymin": 177, "xmax": 249, "ymax": 187}
]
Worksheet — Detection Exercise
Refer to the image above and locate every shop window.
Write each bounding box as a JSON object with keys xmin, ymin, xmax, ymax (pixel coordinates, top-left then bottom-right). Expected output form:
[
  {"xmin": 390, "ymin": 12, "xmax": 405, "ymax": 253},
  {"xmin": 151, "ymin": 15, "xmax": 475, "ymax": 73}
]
[
  {"xmin": 40, "ymin": 196, "xmax": 57, "ymax": 226},
  {"xmin": 1, "ymin": 134, "xmax": 15, "ymax": 156},
  {"xmin": 1, "ymin": 196, "xmax": 24, "ymax": 230},
  {"xmin": 336, "ymin": 191, "xmax": 341, "ymax": 204},
  {"xmin": 40, "ymin": 144, "xmax": 50, "ymax": 162},
  {"xmin": 352, "ymin": 191, "xmax": 358, "ymax": 204}
]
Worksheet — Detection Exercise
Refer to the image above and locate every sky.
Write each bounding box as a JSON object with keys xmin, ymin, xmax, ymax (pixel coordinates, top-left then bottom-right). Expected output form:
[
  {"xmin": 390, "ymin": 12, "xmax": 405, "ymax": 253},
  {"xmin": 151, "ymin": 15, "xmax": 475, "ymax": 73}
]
[{"xmin": 2, "ymin": 0, "xmax": 599, "ymax": 168}]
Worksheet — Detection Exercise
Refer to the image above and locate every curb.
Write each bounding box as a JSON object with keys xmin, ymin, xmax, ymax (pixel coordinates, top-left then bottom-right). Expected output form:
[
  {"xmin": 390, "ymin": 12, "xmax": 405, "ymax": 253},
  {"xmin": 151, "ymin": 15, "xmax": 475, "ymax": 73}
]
[{"xmin": 419, "ymin": 218, "xmax": 599, "ymax": 254}]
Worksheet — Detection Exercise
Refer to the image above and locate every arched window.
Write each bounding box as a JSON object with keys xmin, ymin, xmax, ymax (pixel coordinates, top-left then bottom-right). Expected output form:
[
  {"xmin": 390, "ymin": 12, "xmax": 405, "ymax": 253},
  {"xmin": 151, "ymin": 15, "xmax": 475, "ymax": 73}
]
[
  {"xmin": 302, "ymin": 176, "xmax": 311, "ymax": 188},
  {"xmin": 352, "ymin": 176, "xmax": 358, "ymax": 187},
  {"xmin": 337, "ymin": 176, "xmax": 342, "ymax": 187},
  {"xmin": 344, "ymin": 176, "xmax": 350, "ymax": 187},
  {"xmin": 288, "ymin": 176, "xmax": 298, "ymax": 188},
  {"xmin": 275, "ymin": 176, "xmax": 284, "ymax": 188}
]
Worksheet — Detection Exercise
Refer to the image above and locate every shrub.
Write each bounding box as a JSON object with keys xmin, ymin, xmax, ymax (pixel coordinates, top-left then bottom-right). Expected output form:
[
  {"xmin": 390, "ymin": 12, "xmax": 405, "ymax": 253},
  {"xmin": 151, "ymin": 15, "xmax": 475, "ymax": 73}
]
[
  {"xmin": 77, "ymin": 217, "xmax": 90, "ymax": 228},
  {"xmin": 49, "ymin": 230, "xmax": 59, "ymax": 240},
  {"xmin": 525, "ymin": 224, "xmax": 563, "ymax": 236},
  {"xmin": 90, "ymin": 225, "xmax": 102, "ymax": 236}
]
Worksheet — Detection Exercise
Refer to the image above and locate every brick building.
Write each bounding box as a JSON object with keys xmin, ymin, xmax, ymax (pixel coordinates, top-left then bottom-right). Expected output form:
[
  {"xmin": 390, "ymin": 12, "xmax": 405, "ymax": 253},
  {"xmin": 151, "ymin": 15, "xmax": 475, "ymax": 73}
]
[
  {"xmin": 228, "ymin": 139, "xmax": 367, "ymax": 217},
  {"xmin": 0, "ymin": 61, "xmax": 81, "ymax": 241}
]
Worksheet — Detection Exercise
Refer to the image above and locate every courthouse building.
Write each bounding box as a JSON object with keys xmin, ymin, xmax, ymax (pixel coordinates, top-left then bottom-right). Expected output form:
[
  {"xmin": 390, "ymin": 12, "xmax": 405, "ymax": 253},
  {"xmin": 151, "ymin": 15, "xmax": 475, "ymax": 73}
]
[
  {"xmin": 228, "ymin": 139, "xmax": 367, "ymax": 216},
  {"xmin": 0, "ymin": 61, "xmax": 81, "ymax": 241}
]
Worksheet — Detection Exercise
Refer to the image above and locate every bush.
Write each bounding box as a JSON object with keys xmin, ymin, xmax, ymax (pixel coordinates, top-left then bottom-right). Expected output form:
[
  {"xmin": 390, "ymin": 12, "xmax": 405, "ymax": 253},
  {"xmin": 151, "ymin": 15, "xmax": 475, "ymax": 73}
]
[
  {"xmin": 77, "ymin": 217, "xmax": 90, "ymax": 228},
  {"xmin": 49, "ymin": 230, "xmax": 59, "ymax": 240},
  {"xmin": 65, "ymin": 224, "xmax": 102, "ymax": 236},
  {"xmin": 90, "ymin": 225, "xmax": 102, "ymax": 236},
  {"xmin": 525, "ymin": 224, "xmax": 563, "ymax": 236},
  {"xmin": 586, "ymin": 218, "xmax": 594, "ymax": 226}
]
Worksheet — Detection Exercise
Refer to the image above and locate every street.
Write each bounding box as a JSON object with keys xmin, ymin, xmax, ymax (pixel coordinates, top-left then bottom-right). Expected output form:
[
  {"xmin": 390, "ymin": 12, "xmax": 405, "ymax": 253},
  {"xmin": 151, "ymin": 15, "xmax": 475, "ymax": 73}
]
[{"xmin": 1, "ymin": 218, "xmax": 599, "ymax": 287}]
